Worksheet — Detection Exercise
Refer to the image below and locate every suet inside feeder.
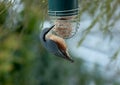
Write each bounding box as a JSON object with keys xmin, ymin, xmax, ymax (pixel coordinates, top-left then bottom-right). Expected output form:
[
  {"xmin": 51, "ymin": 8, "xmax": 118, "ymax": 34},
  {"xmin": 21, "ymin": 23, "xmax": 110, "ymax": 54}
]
[{"xmin": 48, "ymin": 0, "xmax": 79, "ymax": 39}]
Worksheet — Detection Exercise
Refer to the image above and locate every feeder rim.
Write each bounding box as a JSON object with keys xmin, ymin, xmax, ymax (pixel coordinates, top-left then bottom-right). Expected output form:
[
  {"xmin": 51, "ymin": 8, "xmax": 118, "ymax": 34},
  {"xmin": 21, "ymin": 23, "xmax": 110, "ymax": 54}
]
[
  {"xmin": 48, "ymin": 12, "xmax": 78, "ymax": 16},
  {"xmin": 48, "ymin": 8, "xmax": 79, "ymax": 13}
]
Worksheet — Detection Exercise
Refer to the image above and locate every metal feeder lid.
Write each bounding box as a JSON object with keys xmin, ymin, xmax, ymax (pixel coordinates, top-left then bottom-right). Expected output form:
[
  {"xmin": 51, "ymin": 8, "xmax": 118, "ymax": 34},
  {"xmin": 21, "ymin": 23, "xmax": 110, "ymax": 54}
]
[{"xmin": 48, "ymin": 0, "xmax": 78, "ymax": 16}]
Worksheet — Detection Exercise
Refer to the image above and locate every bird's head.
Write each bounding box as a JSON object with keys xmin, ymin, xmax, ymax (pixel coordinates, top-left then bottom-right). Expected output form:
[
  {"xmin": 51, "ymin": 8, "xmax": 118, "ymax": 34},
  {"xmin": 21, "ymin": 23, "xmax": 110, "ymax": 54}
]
[{"xmin": 40, "ymin": 25, "xmax": 55, "ymax": 41}]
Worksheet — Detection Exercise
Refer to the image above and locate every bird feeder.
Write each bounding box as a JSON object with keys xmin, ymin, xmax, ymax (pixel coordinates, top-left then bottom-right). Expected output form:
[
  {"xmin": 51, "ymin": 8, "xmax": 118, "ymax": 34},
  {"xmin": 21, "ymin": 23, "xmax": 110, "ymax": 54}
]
[{"xmin": 48, "ymin": 0, "xmax": 79, "ymax": 39}]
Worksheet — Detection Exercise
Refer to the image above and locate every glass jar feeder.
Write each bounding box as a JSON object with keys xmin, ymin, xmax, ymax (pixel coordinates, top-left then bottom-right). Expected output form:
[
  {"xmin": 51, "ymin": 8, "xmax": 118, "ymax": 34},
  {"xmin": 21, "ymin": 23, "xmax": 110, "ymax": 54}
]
[{"xmin": 48, "ymin": 0, "xmax": 79, "ymax": 39}]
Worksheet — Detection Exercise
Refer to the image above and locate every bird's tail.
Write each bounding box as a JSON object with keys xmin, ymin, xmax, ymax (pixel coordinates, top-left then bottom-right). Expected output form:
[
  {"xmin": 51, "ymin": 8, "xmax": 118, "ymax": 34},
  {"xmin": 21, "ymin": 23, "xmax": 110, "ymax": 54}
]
[{"xmin": 65, "ymin": 51, "xmax": 74, "ymax": 63}]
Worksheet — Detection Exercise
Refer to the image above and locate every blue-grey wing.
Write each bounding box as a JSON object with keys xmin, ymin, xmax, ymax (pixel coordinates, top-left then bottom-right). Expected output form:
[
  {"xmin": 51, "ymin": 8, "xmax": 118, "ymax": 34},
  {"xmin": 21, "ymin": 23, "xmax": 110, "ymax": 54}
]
[
  {"xmin": 41, "ymin": 38, "xmax": 74, "ymax": 62},
  {"xmin": 46, "ymin": 39, "xmax": 64, "ymax": 58}
]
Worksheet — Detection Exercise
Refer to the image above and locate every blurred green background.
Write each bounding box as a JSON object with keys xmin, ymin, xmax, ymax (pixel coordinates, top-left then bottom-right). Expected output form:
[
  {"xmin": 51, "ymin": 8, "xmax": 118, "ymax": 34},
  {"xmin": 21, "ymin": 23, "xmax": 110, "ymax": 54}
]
[{"xmin": 0, "ymin": 0, "xmax": 120, "ymax": 85}]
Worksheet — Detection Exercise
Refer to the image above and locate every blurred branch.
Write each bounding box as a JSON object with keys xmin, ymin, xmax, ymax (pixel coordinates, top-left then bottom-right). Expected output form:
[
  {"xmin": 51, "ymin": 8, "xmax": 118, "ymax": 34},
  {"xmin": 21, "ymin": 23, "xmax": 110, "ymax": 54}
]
[
  {"xmin": 77, "ymin": 12, "xmax": 103, "ymax": 47},
  {"xmin": 110, "ymin": 48, "xmax": 120, "ymax": 62},
  {"xmin": 0, "ymin": 0, "xmax": 14, "ymax": 15}
]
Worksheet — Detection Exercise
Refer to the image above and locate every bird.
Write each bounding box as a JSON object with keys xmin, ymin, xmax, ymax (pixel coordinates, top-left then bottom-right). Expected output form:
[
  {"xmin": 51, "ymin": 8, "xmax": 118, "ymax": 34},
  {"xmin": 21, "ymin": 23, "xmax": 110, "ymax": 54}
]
[{"xmin": 40, "ymin": 25, "xmax": 74, "ymax": 62}]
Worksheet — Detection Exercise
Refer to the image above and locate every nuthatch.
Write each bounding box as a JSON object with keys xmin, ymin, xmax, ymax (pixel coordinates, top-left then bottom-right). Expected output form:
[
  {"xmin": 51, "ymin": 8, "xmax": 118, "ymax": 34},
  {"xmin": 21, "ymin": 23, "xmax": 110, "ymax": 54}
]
[{"xmin": 40, "ymin": 25, "xmax": 74, "ymax": 62}]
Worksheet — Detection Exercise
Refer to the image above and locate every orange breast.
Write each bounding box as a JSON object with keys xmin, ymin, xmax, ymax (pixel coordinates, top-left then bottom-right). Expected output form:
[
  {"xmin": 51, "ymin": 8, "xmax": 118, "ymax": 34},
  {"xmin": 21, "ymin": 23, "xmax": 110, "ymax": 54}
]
[{"xmin": 46, "ymin": 34, "xmax": 67, "ymax": 51}]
